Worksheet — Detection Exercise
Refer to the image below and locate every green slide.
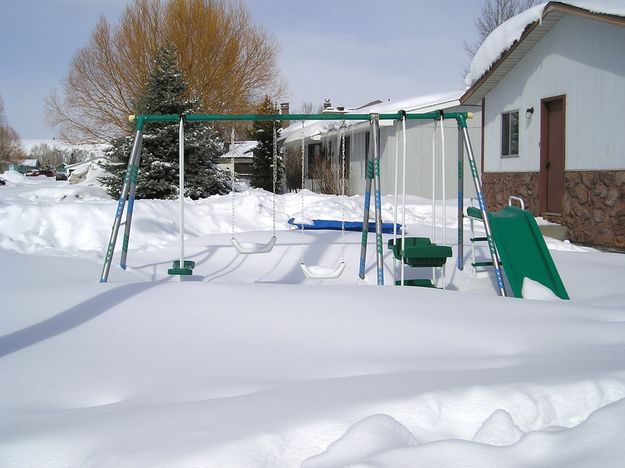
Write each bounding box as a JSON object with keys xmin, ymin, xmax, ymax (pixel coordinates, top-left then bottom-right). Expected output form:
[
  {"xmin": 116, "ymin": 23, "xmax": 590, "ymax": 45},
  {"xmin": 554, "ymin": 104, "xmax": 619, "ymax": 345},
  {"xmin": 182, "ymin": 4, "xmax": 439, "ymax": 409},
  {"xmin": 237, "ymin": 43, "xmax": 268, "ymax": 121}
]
[{"xmin": 487, "ymin": 206, "xmax": 569, "ymax": 299}]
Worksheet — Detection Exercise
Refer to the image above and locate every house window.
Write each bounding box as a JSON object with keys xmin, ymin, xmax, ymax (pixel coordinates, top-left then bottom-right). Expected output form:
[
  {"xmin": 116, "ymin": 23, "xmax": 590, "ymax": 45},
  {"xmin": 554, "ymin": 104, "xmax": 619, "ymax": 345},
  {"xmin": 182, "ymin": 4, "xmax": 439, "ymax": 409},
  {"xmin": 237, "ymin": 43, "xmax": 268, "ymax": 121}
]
[{"xmin": 501, "ymin": 111, "xmax": 519, "ymax": 157}]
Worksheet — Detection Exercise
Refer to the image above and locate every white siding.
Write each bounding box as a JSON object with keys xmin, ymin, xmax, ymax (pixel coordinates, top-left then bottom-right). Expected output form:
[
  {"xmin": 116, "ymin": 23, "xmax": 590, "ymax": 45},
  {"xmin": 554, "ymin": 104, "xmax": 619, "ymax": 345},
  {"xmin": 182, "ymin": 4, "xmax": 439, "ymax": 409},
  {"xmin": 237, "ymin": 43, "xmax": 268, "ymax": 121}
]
[
  {"xmin": 484, "ymin": 14, "xmax": 625, "ymax": 172},
  {"xmin": 377, "ymin": 109, "xmax": 482, "ymax": 200},
  {"xmin": 344, "ymin": 107, "xmax": 481, "ymax": 200},
  {"xmin": 287, "ymin": 108, "xmax": 481, "ymax": 200}
]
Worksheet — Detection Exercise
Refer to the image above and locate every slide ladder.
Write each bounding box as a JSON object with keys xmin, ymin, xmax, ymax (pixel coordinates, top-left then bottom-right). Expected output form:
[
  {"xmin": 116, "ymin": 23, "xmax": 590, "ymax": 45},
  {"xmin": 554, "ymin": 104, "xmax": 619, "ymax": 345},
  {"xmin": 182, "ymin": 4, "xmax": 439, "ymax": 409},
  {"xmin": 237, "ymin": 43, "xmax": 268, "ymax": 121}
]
[{"xmin": 468, "ymin": 197, "xmax": 569, "ymax": 299}]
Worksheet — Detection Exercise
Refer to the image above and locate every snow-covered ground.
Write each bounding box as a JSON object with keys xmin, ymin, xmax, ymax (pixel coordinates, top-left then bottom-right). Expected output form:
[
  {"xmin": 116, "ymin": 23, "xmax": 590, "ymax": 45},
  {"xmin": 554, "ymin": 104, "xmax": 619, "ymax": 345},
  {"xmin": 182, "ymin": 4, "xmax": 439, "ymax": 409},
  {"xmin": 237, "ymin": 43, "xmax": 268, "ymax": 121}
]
[{"xmin": 1, "ymin": 171, "xmax": 625, "ymax": 467}]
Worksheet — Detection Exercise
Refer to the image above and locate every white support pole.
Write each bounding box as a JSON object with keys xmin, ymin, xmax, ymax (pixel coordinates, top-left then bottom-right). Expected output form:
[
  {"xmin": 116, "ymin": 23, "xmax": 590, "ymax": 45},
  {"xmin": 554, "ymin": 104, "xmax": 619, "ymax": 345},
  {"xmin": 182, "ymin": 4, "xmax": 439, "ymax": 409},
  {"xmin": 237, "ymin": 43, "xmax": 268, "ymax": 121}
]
[
  {"xmin": 401, "ymin": 116, "xmax": 407, "ymax": 286},
  {"xmin": 393, "ymin": 120, "xmax": 399, "ymax": 283},
  {"xmin": 179, "ymin": 117, "xmax": 185, "ymax": 272},
  {"xmin": 441, "ymin": 117, "xmax": 447, "ymax": 289},
  {"xmin": 431, "ymin": 119, "xmax": 437, "ymax": 285}
]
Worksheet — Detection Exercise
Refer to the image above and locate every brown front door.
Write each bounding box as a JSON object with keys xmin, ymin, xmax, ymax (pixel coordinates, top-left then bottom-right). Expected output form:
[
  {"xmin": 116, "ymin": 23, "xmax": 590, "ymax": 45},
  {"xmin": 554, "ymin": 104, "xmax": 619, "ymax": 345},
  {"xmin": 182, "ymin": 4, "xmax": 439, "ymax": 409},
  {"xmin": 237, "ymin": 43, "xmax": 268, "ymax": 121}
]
[{"xmin": 540, "ymin": 96, "xmax": 566, "ymax": 213}]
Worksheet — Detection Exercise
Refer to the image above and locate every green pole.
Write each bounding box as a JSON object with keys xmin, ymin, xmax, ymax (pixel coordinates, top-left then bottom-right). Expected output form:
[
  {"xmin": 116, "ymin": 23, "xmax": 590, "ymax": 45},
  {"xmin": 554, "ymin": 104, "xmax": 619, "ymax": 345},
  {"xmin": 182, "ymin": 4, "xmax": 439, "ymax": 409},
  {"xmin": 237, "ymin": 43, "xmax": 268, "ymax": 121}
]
[{"xmin": 128, "ymin": 112, "xmax": 471, "ymax": 125}]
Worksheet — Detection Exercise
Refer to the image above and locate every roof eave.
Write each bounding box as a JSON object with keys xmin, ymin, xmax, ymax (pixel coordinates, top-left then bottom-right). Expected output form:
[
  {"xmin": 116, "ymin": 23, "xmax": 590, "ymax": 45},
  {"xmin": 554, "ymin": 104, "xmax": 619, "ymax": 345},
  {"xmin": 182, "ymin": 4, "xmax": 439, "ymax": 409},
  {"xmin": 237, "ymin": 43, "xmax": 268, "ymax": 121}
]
[{"xmin": 460, "ymin": 2, "xmax": 625, "ymax": 106}]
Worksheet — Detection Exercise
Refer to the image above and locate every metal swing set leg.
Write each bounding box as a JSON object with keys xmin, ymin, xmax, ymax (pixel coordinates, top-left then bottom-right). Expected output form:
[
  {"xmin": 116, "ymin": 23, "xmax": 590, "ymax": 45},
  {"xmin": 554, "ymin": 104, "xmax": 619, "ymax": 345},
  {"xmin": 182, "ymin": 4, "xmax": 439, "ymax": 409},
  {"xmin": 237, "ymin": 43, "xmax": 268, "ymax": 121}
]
[
  {"xmin": 358, "ymin": 114, "xmax": 385, "ymax": 285},
  {"xmin": 100, "ymin": 117, "xmax": 195, "ymax": 282},
  {"xmin": 100, "ymin": 128, "xmax": 143, "ymax": 283}
]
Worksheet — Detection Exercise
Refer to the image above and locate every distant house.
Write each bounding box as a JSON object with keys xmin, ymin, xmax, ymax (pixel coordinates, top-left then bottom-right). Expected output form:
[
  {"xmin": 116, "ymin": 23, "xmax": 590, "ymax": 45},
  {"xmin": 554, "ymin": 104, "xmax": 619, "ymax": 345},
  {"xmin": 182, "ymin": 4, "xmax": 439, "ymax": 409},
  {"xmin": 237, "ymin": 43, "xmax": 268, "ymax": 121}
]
[
  {"xmin": 55, "ymin": 162, "xmax": 68, "ymax": 174},
  {"xmin": 66, "ymin": 157, "xmax": 109, "ymax": 184},
  {"xmin": 16, "ymin": 158, "xmax": 41, "ymax": 174},
  {"xmin": 219, "ymin": 140, "xmax": 257, "ymax": 182},
  {"xmin": 280, "ymin": 91, "xmax": 482, "ymax": 199},
  {"xmin": 461, "ymin": 1, "xmax": 625, "ymax": 249}
]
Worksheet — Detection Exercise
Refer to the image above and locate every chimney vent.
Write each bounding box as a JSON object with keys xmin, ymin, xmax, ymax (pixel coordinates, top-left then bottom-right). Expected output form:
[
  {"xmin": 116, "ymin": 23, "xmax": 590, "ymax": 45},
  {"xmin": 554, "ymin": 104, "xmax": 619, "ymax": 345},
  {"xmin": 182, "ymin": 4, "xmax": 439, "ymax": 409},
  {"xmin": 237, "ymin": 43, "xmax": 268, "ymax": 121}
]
[{"xmin": 280, "ymin": 102, "xmax": 290, "ymax": 128}]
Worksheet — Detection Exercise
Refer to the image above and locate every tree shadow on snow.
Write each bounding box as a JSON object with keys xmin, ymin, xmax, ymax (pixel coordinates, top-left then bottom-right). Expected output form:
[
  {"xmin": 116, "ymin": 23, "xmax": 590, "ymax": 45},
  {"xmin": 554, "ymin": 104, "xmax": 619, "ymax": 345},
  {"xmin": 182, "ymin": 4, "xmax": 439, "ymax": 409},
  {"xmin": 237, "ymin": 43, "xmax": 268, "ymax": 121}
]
[{"xmin": 0, "ymin": 281, "xmax": 164, "ymax": 359}]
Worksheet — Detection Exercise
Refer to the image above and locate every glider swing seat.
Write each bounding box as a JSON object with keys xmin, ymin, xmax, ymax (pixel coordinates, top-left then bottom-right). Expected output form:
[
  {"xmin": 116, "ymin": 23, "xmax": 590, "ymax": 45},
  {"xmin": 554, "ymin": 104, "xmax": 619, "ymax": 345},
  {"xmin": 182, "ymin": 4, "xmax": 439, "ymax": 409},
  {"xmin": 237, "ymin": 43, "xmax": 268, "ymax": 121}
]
[
  {"xmin": 298, "ymin": 120, "xmax": 346, "ymax": 280},
  {"xmin": 229, "ymin": 125, "xmax": 278, "ymax": 255},
  {"xmin": 389, "ymin": 113, "xmax": 453, "ymax": 288}
]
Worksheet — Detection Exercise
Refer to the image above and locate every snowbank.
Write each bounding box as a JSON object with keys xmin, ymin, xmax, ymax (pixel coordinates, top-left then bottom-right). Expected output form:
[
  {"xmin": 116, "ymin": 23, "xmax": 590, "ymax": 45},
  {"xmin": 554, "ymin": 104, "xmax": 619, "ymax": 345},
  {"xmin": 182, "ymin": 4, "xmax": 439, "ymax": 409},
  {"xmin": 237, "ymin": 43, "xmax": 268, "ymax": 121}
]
[{"xmin": 2, "ymin": 178, "xmax": 625, "ymax": 466}]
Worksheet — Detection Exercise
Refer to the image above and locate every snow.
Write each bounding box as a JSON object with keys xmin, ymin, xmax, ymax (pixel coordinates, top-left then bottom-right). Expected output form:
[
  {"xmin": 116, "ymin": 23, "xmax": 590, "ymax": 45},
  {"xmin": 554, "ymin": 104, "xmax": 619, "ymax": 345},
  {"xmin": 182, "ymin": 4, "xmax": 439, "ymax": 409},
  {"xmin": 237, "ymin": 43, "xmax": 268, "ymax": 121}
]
[
  {"xmin": 22, "ymin": 138, "xmax": 109, "ymax": 156},
  {"xmin": 222, "ymin": 140, "xmax": 258, "ymax": 159},
  {"xmin": 66, "ymin": 158, "xmax": 109, "ymax": 186},
  {"xmin": 465, "ymin": 4, "xmax": 544, "ymax": 86},
  {"xmin": 281, "ymin": 90, "xmax": 464, "ymax": 145},
  {"xmin": 2, "ymin": 174, "xmax": 625, "ymax": 466},
  {"xmin": 465, "ymin": 1, "xmax": 625, "ymax": 86},
  {"xmin": 17, "ymin": 158, "xmax": 39, "ymax": 167},
  {"xmin": 521, "ymin": 277, "xmax": 562, "ymax": 301}
]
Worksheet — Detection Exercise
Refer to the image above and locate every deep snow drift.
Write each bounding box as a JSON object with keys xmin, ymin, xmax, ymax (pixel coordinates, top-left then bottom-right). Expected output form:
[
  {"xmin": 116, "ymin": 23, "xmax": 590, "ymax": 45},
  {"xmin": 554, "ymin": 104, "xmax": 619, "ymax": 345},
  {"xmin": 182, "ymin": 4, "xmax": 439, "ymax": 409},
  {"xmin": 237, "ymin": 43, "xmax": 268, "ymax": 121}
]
[{"xmin": 1, "ymin": 173, "xmax": 625, "ymax": 467}]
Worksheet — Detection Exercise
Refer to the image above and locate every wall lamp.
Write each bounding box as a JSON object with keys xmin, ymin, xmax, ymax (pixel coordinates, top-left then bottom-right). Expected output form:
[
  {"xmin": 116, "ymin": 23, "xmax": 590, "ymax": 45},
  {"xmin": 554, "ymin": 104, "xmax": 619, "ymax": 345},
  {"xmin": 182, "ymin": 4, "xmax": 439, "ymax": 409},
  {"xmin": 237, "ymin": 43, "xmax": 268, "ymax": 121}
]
[{"xmin": 525, "ymin": 107, "xmax": 534, "ymax": 118}]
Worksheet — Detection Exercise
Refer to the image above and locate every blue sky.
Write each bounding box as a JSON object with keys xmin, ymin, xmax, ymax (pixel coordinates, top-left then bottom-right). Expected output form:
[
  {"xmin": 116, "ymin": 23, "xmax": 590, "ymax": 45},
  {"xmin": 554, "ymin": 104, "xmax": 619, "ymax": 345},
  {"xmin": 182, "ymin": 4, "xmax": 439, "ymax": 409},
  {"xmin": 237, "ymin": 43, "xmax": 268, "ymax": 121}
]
[{"xmin": 0, "ymin": 0, "xmax": 481, "ymax": 139}]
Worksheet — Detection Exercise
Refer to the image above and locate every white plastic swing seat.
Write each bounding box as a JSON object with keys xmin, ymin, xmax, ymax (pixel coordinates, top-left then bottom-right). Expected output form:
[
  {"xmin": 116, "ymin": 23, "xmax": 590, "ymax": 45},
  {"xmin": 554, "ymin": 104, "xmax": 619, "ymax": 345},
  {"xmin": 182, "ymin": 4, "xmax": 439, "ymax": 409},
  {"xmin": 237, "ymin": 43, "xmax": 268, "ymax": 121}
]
[
  {"xmin": 300, "ymin": 262, "xmax": 345, "ymax": 280},
  {"xmin": 231, "ymin": 236, "xmax": 277, "ymax": 254}
]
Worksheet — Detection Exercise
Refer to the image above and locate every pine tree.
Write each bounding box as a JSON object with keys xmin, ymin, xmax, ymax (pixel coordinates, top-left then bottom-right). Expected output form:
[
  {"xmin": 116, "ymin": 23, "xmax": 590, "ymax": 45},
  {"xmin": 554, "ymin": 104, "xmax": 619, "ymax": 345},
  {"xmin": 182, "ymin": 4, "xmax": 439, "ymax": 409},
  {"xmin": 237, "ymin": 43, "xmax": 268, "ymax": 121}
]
[
  {"xmin": 100, "ymin": 45, "xmax": 229, "ymax": 200},
  {"xmin": 249, "ymin": 96, "xmax": 285, "ymax": 193}
]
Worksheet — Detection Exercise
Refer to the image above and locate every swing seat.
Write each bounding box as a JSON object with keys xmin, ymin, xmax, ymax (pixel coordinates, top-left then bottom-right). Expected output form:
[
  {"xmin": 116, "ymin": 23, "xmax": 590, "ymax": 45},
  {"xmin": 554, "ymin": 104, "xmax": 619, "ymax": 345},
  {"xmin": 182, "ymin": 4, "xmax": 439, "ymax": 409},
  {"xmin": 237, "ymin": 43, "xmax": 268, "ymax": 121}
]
[
  {"xmin": 300, "ymin": 262, "xmax": 345, "ymax": 280},
  {"xmin": 231, "ymin": 236, "xmax": 277, "ymax": 254},
  {"xmin": 467, "ymin": 206, "xmax": 483, "ymax": 219},
  {"xmin": 388, "ymin": 237, "xmax": 452, "ymax": 267}
]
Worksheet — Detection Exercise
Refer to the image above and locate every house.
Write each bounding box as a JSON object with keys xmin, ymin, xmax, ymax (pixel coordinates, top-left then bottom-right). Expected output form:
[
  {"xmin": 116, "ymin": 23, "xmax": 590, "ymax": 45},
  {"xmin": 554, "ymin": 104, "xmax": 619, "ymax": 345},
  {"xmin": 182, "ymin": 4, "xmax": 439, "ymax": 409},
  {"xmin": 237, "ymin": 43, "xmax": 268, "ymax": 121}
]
[
  {"xmin": 280, "ymin": 91, "xmax": 482, "ymax": 199},
  {"xmin": 55, "ymin": 162, "xmax": 68, "ymax": 175},
  {"xmin": 461, "ymin": 1, "xmax": 625, "ymax": 249},
  {"xmin": 219, "ymin": 140, "xmax": 257, "ymax": 182},
  {"xmin": 66, "ymin": 157, "xmax": 109, "ymax": 184},
  {"xmin": 15, "ymin": 158, "xmax": 41, "ymax": 174}
]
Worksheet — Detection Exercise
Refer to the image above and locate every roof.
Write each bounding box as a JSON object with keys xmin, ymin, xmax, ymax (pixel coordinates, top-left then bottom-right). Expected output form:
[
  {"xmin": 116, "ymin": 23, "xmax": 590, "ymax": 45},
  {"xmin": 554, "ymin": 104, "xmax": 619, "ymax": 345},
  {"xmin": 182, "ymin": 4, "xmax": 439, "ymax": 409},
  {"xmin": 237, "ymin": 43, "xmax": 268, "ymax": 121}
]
[
  {"xmin": 19, "ymin": 159, "xmax": 39, "ymax": 167},
  {"xmin": 221, "ymin": 141, "xmax": 258, "ymax": 159},
  {"xmin": 462, "ymin": 1, "xmax": 625, "ymax": 105},
  {"xmin": 66, "ymin": 157, "xmax": 108, "ymax": 171},
  {"xmin": 281, "ymin": 90, "xmax": 465, "ymax": 145}
]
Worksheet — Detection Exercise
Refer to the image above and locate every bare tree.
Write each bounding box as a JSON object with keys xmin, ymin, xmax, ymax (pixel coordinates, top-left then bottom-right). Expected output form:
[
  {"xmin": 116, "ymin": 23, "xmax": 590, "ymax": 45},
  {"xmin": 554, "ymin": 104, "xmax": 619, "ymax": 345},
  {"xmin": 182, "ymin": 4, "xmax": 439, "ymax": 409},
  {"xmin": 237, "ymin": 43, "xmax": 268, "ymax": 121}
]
[
  {"xmin": 300, "ymin": 102, "xmax": 315, "ymax": 114},
  {"xmin": 465, "ymin": 0, "xmax": 540, "ymax": 57},
  {"xmin": 300, "ymin": 101, "xmax": 324, "ymax": 114},
  {"xmin": 0, "ymin": 96, "xmax": 5, "ymax": 126},
  {"xmin": 28, "ymin": 143, "xmax": 68, "ymax": 168},
  {"xmin": 0, "ymin": 96, "xmax": 25, "ymax": 165},
  {"xmin": 46, "ymin": 0, "xmax": 284, "ymax": 143}
]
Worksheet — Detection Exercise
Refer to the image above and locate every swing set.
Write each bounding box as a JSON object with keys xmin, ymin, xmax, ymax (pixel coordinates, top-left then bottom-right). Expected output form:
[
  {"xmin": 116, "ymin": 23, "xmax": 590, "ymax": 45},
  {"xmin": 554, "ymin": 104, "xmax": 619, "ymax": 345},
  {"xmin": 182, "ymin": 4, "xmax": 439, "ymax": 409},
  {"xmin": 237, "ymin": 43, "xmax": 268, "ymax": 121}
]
[{"xmin": 99, "ymin": 110, "xmax": 509, "ymax": 297}]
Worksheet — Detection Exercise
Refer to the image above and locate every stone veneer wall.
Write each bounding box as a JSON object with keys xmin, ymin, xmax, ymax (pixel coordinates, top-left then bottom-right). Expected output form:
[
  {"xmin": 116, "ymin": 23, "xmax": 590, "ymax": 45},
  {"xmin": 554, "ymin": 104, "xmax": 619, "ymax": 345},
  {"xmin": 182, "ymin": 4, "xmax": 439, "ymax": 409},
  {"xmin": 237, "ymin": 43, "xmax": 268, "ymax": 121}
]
[
  {"xmin": 563, "ymin": 171, "xmax": 625, "ymax": 249},
  {"xmin": 482, "ymin": 172, "xmax": 540, "ymax": 214},
  {"xmin": 481, "ymin": 171, "xmax": 625, "ymax": 250}
]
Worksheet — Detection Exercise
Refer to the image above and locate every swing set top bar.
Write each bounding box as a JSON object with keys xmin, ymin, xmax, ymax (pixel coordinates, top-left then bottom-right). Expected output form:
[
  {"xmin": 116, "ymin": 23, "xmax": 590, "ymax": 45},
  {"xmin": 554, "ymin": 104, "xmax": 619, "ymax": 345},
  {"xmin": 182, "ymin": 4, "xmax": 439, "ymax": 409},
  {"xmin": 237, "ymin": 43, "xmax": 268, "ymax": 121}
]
[{"xmin": 129, "ymin": 112, "xmax": 472, "ymax": 130}]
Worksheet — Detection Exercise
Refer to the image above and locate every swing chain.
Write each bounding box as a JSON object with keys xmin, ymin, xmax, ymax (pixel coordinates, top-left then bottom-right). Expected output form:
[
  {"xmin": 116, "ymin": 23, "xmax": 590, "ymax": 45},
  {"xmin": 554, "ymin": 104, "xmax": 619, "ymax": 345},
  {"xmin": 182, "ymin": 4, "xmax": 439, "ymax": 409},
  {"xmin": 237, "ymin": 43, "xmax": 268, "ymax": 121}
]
[
  {"xmin": 340, "ymin": 120, "xmax": 346, "ymax": 264},
  {"xmin": 272, "ymin": 121, "xmax": 277, "ymax": 237},
  {"xmin": 231, "ymin": 127, "xmax": 236, "ymax": 239},
  {"xmin": 300, "ymin": 120, "xmax": 306, "ymax": 264}
]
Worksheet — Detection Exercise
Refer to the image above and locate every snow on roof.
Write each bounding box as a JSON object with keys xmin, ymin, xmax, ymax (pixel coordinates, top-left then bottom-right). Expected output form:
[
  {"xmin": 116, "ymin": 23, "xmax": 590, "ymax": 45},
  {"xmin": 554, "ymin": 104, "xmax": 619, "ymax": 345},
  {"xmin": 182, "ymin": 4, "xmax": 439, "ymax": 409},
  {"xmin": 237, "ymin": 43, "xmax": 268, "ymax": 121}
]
[
  {"xmin": 465, "ymin": 1, "xmax": 625, "ymax": 86},
  {"xmin": 222, "ymin": 141, "xmax": 257, "ymax": 159},
  {"xmin": 19, "ymin": 159, "xmax": 39, "ymax": 167},
  {"xmin": 281, "ymin": 90, "xmax": 464, "ymax": 145},
  {"xmin": 359, "ymin": 90, "xmax": 463, "ymax": 114},
  {"xmin": 66, "ymin": 157, "xmax": 108, "ymax": 171}
]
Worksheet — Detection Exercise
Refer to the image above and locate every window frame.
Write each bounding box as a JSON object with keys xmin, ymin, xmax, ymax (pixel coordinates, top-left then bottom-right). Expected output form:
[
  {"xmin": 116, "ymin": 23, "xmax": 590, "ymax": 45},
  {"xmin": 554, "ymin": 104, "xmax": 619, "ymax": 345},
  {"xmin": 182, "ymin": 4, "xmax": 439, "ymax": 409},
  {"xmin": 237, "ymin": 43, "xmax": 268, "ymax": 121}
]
[{"xmin": 501, "ymin": 110, "xmax": 520, "ymax": 158}]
